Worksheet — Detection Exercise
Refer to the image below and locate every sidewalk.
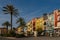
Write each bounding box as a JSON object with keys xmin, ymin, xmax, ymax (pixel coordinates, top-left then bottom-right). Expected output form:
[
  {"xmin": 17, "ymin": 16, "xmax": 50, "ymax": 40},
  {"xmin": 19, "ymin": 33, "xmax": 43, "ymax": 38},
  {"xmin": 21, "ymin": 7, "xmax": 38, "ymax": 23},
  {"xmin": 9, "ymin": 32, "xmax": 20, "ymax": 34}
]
[
  {"xmin": 5, "ymin": 37, "xmax": 16, "ymax": 39},
  {"xmin": 0, "ymin": 36, "xmax": 16, "ymax": 40}
]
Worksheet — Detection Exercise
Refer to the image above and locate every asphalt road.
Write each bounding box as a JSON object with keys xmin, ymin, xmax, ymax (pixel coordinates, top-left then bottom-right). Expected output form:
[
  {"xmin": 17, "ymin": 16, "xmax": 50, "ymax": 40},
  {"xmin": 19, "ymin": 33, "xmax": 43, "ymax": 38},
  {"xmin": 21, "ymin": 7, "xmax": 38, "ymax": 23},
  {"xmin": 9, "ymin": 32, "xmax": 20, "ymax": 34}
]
[{"xmin": 0, "ymin": 36, "xmax": 60, "ymax": 40}]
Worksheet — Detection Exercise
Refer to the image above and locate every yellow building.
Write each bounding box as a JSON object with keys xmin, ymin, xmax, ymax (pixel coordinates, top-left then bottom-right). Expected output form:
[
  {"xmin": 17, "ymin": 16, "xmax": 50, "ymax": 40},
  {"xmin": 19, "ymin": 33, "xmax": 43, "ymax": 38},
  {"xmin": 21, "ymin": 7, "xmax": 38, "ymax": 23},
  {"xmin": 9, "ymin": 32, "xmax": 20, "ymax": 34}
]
[
  {"xmin": 16, "ymin": 27, "xmax": 23, "ymax": 34},
  {"xmin": 35, "ymin": 17, "xmax": 44, "ymax": 30},
  {"xmin": 26, "ymin": 17, "xmax": 44, "ymax": 34},
  {"xmin": 26, "ymin": 17, "xmax": 45, "ymax": 31},
  {"xmin": 26, "ymin": 21, "xmax": 32, "ymax": 32}
]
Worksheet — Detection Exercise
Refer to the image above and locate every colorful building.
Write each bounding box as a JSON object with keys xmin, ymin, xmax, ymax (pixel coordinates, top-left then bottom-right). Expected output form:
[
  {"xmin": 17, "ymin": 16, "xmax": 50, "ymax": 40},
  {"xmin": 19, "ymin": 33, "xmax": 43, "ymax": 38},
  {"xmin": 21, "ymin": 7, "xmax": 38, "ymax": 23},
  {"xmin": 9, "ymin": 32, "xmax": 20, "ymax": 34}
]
[
  {"xmin": 26, "ymin": 21, "xmax": 32, "ymax": 32},
  {"xmin": 26, "ymin": 9, "xmax": 60, "ymax": 36},
  {"xmin": 44, "ymin": 13, "xmax": 54, "ymax": 35},
  {"xmin": 0, "ymin": 28, "xmax": 7, "ymax": 34},
  {"xmin": 35, "ymin": 17, "xmax": 44, "ymax": 31},
  {"xmin": 54, "ymin": 10, "xmax": 60, "ymax": 28},
  {"xmin": 16, "ymin": 27, "xmax": 23, "ymax": 34},
  {"xmin": 53, "ymin": 10, "xmax": 60, "ymax": 36},
  {"xmin": 31, "ymin": 18, "xmax": 36, "ymax": 31},
  {"xmin": 26, "ymin": 20, "xmax": 33, "ymax": 36}
]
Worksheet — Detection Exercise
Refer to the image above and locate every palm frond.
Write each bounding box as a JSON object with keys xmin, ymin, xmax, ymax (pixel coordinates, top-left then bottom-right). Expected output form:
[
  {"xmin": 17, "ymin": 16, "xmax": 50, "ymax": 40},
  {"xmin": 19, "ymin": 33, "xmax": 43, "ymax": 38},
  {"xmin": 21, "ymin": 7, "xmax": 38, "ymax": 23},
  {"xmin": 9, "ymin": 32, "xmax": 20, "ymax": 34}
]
[
  {"xmin": 16, "ymin": 17, "xmax": 26, "ymax": 27},
  {"xmin": 3, "ymin": 4, "xmax": 19, "ymax": 17},
  {"xmin": 4, "ymin": 13, "xmax": 8, "ymax": 14},
  {"xmin": 3, "ymin": 10, "xmax": 7, "ymax": 11},
  {"xmin": 13, "ymin": 9, "xmax": 19, "ymax": 17},
  {"xmin": 2, "ymin": 21, "xmax": 11, "ymax": 26},
  {"xmin": 3, "ymin": 7, "xmax": 8, "ymax": 10}
]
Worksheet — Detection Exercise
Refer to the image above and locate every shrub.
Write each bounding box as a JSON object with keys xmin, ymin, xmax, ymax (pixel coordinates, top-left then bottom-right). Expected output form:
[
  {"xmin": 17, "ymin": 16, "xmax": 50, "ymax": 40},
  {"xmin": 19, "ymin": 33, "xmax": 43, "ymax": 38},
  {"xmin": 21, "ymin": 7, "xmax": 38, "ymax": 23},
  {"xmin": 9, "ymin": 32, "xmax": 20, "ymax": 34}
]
[
  {"xmin": 16, "ymin": 34, "xmax": 25, "ymax": 38},
  {"xmin": 9, "ymin": 30, "xmax": 16, "ymax": 37},
  {"xmin": 37, "ymin": 28, "xmax": 43, "ymax": 36}
]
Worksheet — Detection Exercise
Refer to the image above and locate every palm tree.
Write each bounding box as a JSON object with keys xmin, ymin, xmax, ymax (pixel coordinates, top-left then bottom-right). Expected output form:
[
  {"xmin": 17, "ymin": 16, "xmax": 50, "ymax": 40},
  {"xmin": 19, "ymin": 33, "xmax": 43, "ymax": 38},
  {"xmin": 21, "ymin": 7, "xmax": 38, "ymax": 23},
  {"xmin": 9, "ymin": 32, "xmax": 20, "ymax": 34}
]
[
  {"xmin": 2, "ymin": 21, "xmax": 11, "ymax": 33},
  {"xmin": 3, "ymin": 4, "xmax": 19, "ymax": 30},
  {"xmin": 16, "ymin": 17, "xmax": 26, "ymax": 32}
]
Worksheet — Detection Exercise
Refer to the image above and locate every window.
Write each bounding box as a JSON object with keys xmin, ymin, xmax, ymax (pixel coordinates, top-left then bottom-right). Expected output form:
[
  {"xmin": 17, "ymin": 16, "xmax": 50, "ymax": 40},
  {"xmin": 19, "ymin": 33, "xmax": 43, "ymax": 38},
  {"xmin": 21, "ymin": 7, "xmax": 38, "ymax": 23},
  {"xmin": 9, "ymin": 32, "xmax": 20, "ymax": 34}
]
[
  {"xmin": 57, "ymin": 16, "xmax": 60, "ymax": 22},
  {"xmin": 57, "ymin": 22, "xmax": 60, "ymax": 27},
  {"xmin": 44, "ymin": 22, "xmax": 46, "ymax": 25}
]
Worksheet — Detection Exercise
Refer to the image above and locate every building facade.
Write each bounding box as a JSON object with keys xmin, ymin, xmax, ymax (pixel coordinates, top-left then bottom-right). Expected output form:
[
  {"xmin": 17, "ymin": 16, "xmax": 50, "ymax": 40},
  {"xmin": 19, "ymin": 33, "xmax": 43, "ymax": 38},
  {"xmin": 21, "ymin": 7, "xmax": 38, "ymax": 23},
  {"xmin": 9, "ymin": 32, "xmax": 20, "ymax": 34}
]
[
  {"xmin": 0, "ymin": 28, "xmax": 7, "ymax": 34},
  {"xmin": 26, "ymin": 9, "xmax": 60, "ymax": 36}
]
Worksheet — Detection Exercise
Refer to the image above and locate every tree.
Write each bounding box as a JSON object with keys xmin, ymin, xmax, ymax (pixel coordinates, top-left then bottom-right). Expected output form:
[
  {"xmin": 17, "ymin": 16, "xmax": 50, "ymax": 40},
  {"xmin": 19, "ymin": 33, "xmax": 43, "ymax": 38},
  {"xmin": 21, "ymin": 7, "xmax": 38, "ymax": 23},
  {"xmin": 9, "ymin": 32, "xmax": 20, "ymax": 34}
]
[
  {"xmin": 3, "ymin": 4, "xmax": 19, "ymax": 30},
  {"xmin": 2, "ymin": 21, "xmax": 11, "ymax": 33},
  {"xmin": 16, "ymin": 17, "xmax": 26, "ymax": 32}
]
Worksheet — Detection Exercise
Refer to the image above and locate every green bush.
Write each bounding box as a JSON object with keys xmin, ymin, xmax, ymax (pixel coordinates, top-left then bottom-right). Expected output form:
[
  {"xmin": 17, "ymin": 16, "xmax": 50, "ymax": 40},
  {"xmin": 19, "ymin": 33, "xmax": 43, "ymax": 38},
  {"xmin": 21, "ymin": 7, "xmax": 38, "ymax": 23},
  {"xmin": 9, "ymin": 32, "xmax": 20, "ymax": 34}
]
[
  {"xmin": 0, "ymin": 30, "xmax": 25, "ymax": 37},
  {"xmin": 8, "ymin": 30, "xmax": 16, "ymax": 37},
  {"xmin": 16, "ymin": 34, "xmax": 25, "ymax": 38},
  {"xmin": 0, "ymin": 30, "xmax": 16, "ymax": 37},
  {"xmin": 37, "ymin": 28, "xmax": 43, "ymax": 36},
  {"xmin": 0, "ymin": 34, "xmax": 8, "ymax": 37}
]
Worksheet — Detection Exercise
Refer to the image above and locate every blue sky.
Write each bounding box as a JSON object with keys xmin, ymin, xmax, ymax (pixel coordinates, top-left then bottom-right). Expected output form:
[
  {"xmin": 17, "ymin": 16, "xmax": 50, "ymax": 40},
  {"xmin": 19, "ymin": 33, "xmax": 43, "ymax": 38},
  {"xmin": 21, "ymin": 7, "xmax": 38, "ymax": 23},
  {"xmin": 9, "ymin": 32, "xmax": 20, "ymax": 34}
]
[{"xmin": 0, "ymin": 0, "xmax": 60, "ymax": 27}]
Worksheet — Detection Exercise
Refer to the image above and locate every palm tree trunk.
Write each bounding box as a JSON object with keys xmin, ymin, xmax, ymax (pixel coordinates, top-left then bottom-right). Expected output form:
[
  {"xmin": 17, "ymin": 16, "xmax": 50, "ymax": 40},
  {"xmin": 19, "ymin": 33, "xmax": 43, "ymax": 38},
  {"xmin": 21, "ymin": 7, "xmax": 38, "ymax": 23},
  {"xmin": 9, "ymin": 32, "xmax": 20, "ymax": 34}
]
[
  {"xmin": 23, "ymin": 26, "xmax": 24, "ymax": 34},
  {"xmin": 11, "ymin": 12, "xmax": 12, "ymax": 31},
  {"xmin": 7, "ymin": 26, "xmax": 8, "ymax": 34}
]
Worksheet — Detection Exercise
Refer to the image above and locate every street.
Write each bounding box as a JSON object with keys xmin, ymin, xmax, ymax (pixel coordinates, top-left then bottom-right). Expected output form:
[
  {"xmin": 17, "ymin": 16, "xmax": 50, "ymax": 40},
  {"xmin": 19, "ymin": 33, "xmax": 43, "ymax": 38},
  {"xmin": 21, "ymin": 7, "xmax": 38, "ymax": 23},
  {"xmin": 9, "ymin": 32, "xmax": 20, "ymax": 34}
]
[{"xmin": 0, "ymin": 36, "xmax": 60, "ymax": 40}]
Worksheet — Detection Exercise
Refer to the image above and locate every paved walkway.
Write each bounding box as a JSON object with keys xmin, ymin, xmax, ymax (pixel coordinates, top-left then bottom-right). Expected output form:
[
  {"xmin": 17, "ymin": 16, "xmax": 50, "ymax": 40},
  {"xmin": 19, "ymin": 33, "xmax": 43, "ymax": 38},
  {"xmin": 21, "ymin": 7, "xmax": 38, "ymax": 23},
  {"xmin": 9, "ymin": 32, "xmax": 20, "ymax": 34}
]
[
  {"xmin": 0, "ymin": 36, "xmax": 60, "ymax": 40},
  {"xmin": 16, "ymin": 37, "xmax": 60, "ymax": 40},
  {"xmin": 0, "ymin": 36, "xmax": 16, "ymax": 40}
]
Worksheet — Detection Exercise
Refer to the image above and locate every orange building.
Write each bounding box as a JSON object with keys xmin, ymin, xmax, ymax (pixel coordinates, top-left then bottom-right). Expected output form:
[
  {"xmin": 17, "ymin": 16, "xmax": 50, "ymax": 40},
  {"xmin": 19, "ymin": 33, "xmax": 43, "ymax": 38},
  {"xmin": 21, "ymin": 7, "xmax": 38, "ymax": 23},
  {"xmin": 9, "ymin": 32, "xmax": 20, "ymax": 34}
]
[
  {"xmin": 32, "ymin": 18, "xmax": 36, "ymax": 31},
  {"xmin": 54, "ymin": 10, "xmax": 60, "ymax": 28}
]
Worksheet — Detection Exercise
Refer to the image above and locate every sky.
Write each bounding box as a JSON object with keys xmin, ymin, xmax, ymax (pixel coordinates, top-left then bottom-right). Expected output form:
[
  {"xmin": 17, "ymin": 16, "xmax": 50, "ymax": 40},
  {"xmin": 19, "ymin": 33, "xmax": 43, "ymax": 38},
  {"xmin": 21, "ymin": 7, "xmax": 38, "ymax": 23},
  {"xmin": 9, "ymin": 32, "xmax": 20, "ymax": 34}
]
[{"xmin": 0, "ymin": 0, "xmax": 60, "ymax": 27}]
